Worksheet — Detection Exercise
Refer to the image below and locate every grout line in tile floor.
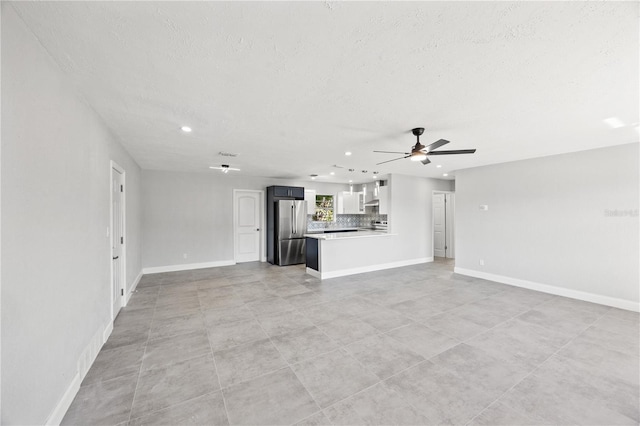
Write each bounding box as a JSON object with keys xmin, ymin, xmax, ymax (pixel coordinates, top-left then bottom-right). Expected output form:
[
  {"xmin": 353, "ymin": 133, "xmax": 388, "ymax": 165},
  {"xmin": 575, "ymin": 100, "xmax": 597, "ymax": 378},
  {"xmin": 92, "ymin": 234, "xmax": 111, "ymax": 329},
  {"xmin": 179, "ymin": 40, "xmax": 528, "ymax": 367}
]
[
  {"xmin": 462, "ymin": 302, "xmax": 613, "ymax": 426},
  {"xmin": 249, "ymin": 307, "xmax": 325, "ymax": 420},
  {"xmin": 126, "ymin": 297, "xmax": 157, "ymax": 423},
  {"xmin": 310, "ymin": 359, "xmax": 433, "ymax": 424},
  {"xmin": 205, "ymin": 324, "xmax": 232, "ymax": 426}
]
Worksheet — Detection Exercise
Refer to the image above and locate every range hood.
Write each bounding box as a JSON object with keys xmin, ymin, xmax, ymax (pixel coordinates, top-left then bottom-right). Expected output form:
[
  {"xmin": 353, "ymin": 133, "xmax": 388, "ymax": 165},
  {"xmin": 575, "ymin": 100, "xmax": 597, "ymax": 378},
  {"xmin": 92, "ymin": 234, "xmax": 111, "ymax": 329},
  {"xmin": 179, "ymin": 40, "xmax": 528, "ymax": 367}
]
[{"xmin": 363, "ymin": 179, "xmax": 386, "ymax": 207}]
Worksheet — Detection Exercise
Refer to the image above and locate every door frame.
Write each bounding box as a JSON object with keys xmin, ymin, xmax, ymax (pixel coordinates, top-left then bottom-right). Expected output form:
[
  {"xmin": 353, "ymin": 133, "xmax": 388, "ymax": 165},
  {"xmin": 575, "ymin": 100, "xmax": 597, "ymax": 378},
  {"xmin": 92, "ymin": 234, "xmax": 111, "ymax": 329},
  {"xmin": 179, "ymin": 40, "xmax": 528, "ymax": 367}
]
[
  {"xmin": 233, "ymin": 189, "xmax": 265, "ymax": 263},
  {"xmin": 110, "ymin": 161, "xmax": 126, "ymax": 320},
  {"xmin": 432, "ymin": 190, "xmax": 455, "ymax": 259}
]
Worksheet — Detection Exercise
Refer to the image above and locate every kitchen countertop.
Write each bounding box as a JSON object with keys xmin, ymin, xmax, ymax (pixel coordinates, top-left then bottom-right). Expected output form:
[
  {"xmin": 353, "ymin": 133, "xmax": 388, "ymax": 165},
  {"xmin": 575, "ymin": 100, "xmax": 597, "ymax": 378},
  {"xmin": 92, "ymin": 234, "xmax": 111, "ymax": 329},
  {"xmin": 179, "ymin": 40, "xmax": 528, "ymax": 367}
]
[
  {"xmin": 305, "ymin": 227, "xmax": 363, "ymax": 234},
  {"xmin": 304, "ymin": 230, "xmax": 391, "ymax": 240}
]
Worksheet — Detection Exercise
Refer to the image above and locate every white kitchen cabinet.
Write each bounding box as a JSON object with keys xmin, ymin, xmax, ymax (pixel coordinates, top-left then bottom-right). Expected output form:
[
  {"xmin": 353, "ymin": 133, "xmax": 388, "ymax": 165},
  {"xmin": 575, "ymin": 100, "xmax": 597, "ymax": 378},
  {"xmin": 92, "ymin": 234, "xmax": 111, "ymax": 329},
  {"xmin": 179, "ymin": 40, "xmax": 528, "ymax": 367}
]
[
  {"xmin": 336, "ymin": 192, "xmax": 345, "ymax": 214},
  {"xmin": 337, "ymin": 191, "xmax": 364, "ymax": 214},
  {"xmin": 378, "ymin": 186, "xmax": 389, "ymax": 215},
  {"xmin": 357, "ymin": 191, "xmax": 365, "ymax": 213},
  {"xmin": 304, "ymin": 189, "xmax": 316, "ymax": 215}
]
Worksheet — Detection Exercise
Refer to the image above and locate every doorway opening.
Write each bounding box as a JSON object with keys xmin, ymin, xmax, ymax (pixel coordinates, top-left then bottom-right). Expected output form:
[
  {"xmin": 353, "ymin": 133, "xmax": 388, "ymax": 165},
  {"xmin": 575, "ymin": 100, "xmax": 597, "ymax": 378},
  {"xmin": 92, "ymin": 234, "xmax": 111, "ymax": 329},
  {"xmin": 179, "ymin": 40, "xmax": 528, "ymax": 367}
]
[
  {"xmin": 433, "ymin": 191, "xmax": 455, "ymax": 259},
  {"xmin": 233, "ymin": 189, "xmax": 264, "ymax": 263},
  {"xmin": 110, "ymin": 161, "xmax": 126, "ymax": 320}
]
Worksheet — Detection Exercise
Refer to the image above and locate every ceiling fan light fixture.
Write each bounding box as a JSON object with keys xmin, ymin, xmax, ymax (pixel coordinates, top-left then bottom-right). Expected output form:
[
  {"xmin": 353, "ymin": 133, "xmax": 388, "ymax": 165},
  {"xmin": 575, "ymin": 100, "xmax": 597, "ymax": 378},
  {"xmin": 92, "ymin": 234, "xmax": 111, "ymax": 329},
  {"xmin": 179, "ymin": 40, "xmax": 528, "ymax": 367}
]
[{"xmin": 410, "ymin": 151, "xmax": 427, "ymax": 161}]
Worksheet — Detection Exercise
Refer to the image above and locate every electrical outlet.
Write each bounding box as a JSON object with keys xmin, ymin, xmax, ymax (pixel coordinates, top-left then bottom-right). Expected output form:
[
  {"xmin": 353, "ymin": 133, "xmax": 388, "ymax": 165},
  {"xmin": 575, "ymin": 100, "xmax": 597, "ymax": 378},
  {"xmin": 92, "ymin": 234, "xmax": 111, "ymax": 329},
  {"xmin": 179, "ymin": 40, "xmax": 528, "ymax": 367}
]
[{"xmin": 479, "ymin": 259, "xmax": 485, "ymax": 266}]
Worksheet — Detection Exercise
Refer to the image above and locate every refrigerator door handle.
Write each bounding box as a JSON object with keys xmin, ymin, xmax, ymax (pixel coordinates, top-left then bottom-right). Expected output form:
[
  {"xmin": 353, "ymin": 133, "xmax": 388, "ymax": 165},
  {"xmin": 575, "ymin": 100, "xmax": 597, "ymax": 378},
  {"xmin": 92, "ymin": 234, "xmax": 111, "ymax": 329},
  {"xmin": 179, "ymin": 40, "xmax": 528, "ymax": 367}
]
[
  {"xmin": 293, "ymin": 203, "xmax": 297, "ymax": 234},
  {"xmin": 291, "ymin": 205, "xmax": 295, "ymax": 234}
]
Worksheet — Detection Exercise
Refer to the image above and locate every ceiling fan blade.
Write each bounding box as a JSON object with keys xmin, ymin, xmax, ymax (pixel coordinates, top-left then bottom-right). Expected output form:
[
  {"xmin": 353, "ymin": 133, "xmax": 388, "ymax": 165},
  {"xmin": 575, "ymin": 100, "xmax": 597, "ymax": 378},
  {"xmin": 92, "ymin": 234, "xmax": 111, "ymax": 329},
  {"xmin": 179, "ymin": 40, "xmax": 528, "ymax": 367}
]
[
  {"xmin": 424, "ymin": 139, "xmax": 450, "ymax": 151},
  {"xmin": 421, "ymin": 158, "xmax": 431, "ymax": 165},
  {"xmin": 374, "ymin": 150, "xmax": 410, "ymax": 155},
  {"xmin": 427, "ymin": 149, "xmax": 477, "ymax": 155},
  {"xmin": 376, "ymin": 155, "xmax": 411, "ymax": 165}
]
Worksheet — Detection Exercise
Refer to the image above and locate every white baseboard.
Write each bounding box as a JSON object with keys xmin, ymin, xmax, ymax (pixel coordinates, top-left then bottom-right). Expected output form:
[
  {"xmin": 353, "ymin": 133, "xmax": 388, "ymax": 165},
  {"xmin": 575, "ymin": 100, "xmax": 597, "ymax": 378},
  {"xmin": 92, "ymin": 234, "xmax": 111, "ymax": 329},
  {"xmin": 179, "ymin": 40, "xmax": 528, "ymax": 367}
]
[
  {"xmin": 305, "ymin": 267, "xmax": 321, "ymax": 279},
  {"xmin": 454, "ymin": 267, "xmax": 640, "ymax": 312},
  {"xmin": 317, "ymin": 257, "xmax": 433, "ymax": 280},
  {"xmin": 126, "ymin": 270, "xmax": 143, "ymax": 305},
  {"xmin": 102, "ymin": 321, "xmax": 114, "ymax": 344},
  {"xmin": 142, "ymin": 260, "xmax": 236, "ymax": 274},
  {"xmin": 46, "ymin": 321, "xmax": 113, "ymax": 425},
  {"xmin": 45, "ymin": 372, "xmax": 80, "ymax": 426}
]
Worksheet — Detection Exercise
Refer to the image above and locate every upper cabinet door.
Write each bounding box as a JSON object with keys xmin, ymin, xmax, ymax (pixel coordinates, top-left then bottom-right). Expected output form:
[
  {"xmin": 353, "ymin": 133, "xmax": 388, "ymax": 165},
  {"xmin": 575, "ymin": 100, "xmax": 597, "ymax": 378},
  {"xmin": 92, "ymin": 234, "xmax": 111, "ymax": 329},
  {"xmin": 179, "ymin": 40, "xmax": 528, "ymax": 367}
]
[
  {"xmin": 304, "ymin": 189, "xmax": 316, "ymax": 215},
  {"xmin": 378, "ymin": 186, "xmax": 388, "ymax": 215},
  {"xmin": 357, "ymin": 192, "xmax": 365, "ymax": 214},
  {"xmin": 290, "ymin": 187, "xmax": 305, "ymax": 199},
  {"xmin": 273, "ymin": 186, "xmax": 290, "ymax": 197}
]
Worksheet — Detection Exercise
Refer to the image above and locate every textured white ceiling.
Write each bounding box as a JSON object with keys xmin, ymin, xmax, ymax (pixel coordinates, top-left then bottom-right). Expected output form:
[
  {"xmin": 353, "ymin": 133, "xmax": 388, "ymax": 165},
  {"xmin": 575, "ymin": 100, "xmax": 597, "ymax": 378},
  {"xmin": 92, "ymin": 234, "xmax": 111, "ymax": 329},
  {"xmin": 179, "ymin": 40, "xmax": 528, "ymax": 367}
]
[{"xmin": 10, "ymin": 1, "xmax": 639, "ymax": 182}]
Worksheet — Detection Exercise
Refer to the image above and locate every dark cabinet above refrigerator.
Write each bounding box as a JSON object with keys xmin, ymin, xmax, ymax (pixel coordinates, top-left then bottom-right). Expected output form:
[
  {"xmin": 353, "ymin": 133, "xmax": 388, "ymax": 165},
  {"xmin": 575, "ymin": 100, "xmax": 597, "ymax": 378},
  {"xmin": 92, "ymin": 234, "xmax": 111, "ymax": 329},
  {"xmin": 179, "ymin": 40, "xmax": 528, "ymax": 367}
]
[{"xmin": 272, "ymin": 186, "xmax": 304, "ymax": 199}]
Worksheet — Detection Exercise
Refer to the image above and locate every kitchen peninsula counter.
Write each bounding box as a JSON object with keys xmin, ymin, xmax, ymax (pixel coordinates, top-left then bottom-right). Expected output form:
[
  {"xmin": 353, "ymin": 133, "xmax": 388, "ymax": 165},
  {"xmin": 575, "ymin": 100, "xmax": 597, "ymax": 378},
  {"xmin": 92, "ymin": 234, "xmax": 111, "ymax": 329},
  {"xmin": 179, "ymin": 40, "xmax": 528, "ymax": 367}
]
[
  {"xmin": 305, "ymin": 230, "xmax": 398, "ymax": 279},
  {"xmin": 305, "ymin": 230, "xmax": 391, "ymax": 240}
]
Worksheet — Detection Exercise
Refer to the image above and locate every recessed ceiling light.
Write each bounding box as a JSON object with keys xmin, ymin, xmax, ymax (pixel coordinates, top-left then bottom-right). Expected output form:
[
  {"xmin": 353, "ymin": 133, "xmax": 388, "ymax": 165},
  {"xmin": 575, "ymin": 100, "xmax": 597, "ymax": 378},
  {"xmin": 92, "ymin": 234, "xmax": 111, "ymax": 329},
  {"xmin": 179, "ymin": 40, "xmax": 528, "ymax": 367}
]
[
  {"xmin": 603, "ymin": 117, "xmax": 625, "ymax": 129},
  {"xmin": 330, "ymin": 172, "xmax": 335, "ymax": 175},
  {"xmin": 443, "ymin": 173, "xmax": 448, "ymax": 177},
  {"xmin": 311, "ymin": 177, "xmax": 316, "ymax": 180},
  {"xmin": 181, "ymin": 126, "xmax": 192, "ymax": 133},
  {"xmin": 372, "ymin": 175, "xmax": 377, "ymax": 179},
  {"xmin": 349, "ymin": 180, "xmax": 353, "ymax": 183},
  {"xmin": 436, "ymin": 165, "xmax": 442, "ymax": 168},
  {"xmin": 345, "ymin": 151, "xmax": 352, "ymax": 156}
]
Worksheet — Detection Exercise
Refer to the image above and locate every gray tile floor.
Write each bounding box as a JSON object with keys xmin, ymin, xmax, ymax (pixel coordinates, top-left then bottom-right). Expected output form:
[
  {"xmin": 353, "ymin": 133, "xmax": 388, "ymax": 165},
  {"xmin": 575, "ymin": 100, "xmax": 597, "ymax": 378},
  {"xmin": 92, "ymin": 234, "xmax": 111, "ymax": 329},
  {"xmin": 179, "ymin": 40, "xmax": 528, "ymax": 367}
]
[{"xmin": 62, "ymin": 259, "xmax": 640, "ymax": 425}]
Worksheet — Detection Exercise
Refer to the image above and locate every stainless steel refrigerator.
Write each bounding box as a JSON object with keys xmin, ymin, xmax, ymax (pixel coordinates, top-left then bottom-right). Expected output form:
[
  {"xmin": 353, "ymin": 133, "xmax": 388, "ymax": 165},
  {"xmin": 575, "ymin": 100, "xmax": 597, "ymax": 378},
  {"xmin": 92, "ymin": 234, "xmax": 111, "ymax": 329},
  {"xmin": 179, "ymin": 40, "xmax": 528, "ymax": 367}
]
[{"xmin": 275, "ymin": 200, "xmax": 307, "ymax": 265}]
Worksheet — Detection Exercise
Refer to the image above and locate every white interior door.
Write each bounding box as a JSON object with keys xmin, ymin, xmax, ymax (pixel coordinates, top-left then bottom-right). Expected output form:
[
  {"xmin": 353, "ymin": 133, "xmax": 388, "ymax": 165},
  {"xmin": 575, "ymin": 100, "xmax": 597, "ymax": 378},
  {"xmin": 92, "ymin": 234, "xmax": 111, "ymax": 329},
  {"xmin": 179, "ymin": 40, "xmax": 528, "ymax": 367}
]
[
  {"xmin": 433, "ymin": 193, "xmax": 446, "ymax": 257},
  {"xmin": 234, "ymin": 190, "xmax": 261, "ymax": 263},
  {"xmin": 111, "ymin": 166, "xmax": 124, "ymax": 318},
  {"xmin": 445, "ymin": 193, "xmax": 455, "ymax": 258}
]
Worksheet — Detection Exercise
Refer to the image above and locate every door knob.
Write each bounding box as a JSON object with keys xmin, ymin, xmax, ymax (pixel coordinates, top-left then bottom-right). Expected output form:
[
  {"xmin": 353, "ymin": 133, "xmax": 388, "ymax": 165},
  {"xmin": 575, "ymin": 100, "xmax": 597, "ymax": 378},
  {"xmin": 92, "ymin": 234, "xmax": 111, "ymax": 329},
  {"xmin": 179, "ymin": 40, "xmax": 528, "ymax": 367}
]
[{"xmin": 256, "ymin": 228, "xmax": 260, "ymax": 231}]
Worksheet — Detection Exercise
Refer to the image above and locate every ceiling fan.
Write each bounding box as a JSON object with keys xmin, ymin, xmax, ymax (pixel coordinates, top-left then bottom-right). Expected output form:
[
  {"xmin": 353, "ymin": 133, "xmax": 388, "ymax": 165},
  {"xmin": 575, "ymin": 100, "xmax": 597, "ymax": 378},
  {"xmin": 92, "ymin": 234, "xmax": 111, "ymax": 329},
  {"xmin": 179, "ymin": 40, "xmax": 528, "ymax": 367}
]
[{"xmin": 374, "ymin": 128, "xmax": 476, "ymax": 165}]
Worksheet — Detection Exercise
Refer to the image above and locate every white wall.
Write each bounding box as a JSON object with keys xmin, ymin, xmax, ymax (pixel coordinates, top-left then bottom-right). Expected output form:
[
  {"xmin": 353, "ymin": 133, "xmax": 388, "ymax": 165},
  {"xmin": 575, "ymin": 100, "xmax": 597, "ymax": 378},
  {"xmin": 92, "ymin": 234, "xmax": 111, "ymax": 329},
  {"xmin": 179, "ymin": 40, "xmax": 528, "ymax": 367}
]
[
  {"xmin": 1, "ymin": 5, "xmax": 143, "ymax": 424},
  {"xmin": 388, "ymin": 174, "xmax": 454, "ymax": 261},
  {"xmin": 142, "ymin": 170, "xmax": 349, "ymax": 268},
  {"xmin": 455, "ymin": 143, "xmax": 639, "ymax": 309}
]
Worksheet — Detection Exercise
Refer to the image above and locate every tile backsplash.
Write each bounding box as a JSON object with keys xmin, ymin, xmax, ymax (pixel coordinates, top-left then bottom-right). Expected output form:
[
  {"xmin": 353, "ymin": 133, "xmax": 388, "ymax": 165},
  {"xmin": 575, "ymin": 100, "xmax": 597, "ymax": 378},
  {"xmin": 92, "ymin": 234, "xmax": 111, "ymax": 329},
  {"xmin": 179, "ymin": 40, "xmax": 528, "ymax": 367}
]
[{"xmin": 307, "ymin": 213, "xmax": 387, "ymax": 230}]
